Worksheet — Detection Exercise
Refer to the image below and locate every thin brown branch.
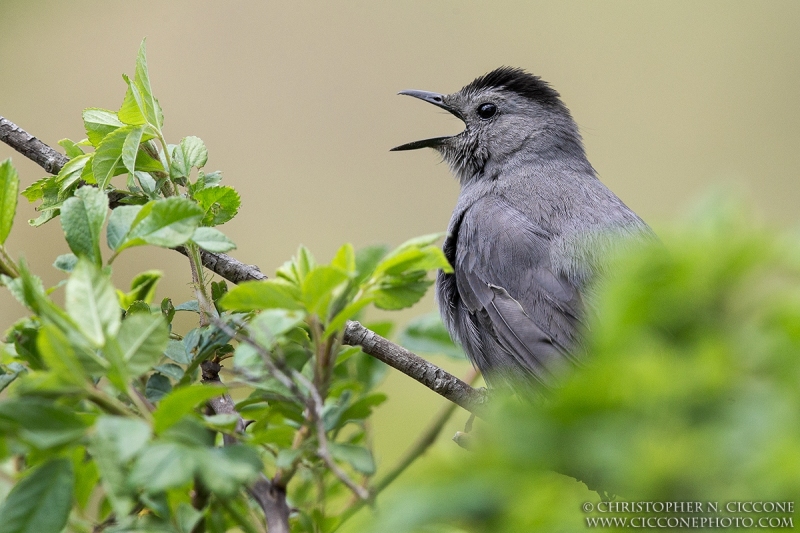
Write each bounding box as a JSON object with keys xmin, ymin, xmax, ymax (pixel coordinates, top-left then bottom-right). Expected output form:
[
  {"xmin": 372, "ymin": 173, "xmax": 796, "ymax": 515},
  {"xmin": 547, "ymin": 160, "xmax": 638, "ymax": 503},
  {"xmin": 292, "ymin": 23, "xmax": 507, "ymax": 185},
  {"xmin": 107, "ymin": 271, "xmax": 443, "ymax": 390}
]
[
  {"xmin": 175, "ymin": 245, "xmax": 267, "ymax": 283},
  {"xmin": 0, "ymin": 115, "xmax": 123, "ymax": 208},
  {"xmin": 342, "ymin": 321, "xmax": 486, "ymax": 416},
  {"xmin": 0, "ymin": 115, "xmax": 68, "ymax": 174}
]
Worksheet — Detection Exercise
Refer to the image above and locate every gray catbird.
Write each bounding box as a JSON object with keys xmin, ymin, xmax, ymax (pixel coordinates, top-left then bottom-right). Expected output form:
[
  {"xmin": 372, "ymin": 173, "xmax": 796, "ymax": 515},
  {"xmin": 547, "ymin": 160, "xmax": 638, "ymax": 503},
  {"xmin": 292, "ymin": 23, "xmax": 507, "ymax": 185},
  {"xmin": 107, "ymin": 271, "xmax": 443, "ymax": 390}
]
[{"xmin": 393, "ymin": 67, "xmax": 651, "ymax": 392}]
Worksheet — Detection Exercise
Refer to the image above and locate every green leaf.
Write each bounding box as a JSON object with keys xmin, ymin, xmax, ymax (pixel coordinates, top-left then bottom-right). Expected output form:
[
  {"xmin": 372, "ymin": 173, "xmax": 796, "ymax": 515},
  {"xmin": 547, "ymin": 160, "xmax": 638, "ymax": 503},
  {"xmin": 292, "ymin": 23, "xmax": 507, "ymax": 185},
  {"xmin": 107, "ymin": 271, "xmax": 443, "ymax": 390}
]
[
  {"xmin": 275, "ymin": 448, "xmax": 302, "ymax": 470},
  {"xmin": 221, "ymin": 280, "xmax": 303, "ymax": 311},
  {"xmin": 161, "ymin": 416, "xmax": 215, "ymax": 448},
  {"xmin": 117, "ymin": 313, "xmax": 169, "ymax": 376},
  {"xmin": 329, "ymin": 443, "xmax": 376, "ymax": 475},
  {"xmin": 331, "ymin": 243, "xmax": 356, "ymax": 273},
  {"xmin": 53, "ymin": 253, "xmax": 78, "ymax": 273},
  {"xmin": 82, "ymin": 108, "xmax": 124, "ymax": 147},
  {"xmin": 124, "ymin": 301, "xmax": 151, "ymax": 314},
  {"xmin": 249, "ymin": 309, "xmax": 305, "ymax": 348},
  {"xmin": 129, "ymin": 442, "xmax": 197, "ymax": 493},
  {"xmin": 354, "ymin": 243, "xmax": 389, "ymax": 284},
  {"xmin": 302, "ymin": 265, "xmax": 349, "ymax": 315},
  {"xmin": 154, "ymin": 363, "xmax": 184, "ymax": 381},
  {"xmin": 196, "ymin": 445, "xmax": 262, "ymax": 498},
  {"xmin": 25, "ymin": 173, "xmax": 66, "ymax": 227},
  {"xmin": 190, "ymin": 170, "xmax": 223, "ymax": 194},
  {"xmin": 11, "ymin": 263, "xmax": 77, "ymax": 334},
  {"xmin": 0, "ymin": 159, "xmax": 19, "ymax": 244},
  {"xmin": 66, "ymin": 259, "xmax": 121, "ymax": 346},
  {"xmin": 322, "ymin": 391, "xmax": 352, "ymax": 431},
  {"xmin": 118, "ymin": 270, "xmax": 162, "ymax": 308},
  {"xmin": 375, "ymin": 245, "xmax": 451, "ymax": 277},
  {"xmin": 133, "ymin": 39, "xmax": 164, "ymax": 131},
  {"xmin": 60, "ymin": 186, "xmax": 108, "ymax": 266},
  {"xmin": 176, "ymin": 503, "xmax": 203, "ymax": 533},
  {"xmin": 0, "ymin": 458, "xmax": 73, "ymax": 533},
  {"xmin": 71, "ymin": 446, "xmax": 99, "ymax": 511},
  {"xmin": 399, "ymin": 312, "xmax": 465, "ymax": 359},
  {"xmin": 121, "ymin": 125, "xmax": 145, "ymax": 173},
  {"xmin": 20, "ymin": 176, "xmax": 50, "ymax": 203},
  {"xmin": 53, "ymin": 155, "xmax": 92, "ymax": 191},
  {"xmin": 338, "ymin": 392, "xmax": 388, "ymax": 424},
  {"xmin": 323, "ymin": 297, "xmax": 373, "ymax": 338},
  {"xmin": 372, "ymin": 272, "xmax": 433, "ymax": 310},
  {"xmin": 145, "ymin": 373, "xmax": 172, "ymax": 402},
  {"xmin": 153, "ymin": 384, "xmax": 226, "ymax": 434},
  {"xmin": 93, "ymin": 126, "xmax": 133, "ymax": 190},
  {"xmin": 95, "ymin": 416, "xmax": 152, "ymax": 462},
  {"xmin": 37, "ymin": 323, "xmax": 87, "ymax": 386},
  {"xmin": 134, "ymin": 170, "xmax": 157, "ymax": 195},
  {"xmin": 193, "ymin": 185, "xmax": 241, "ymax": 226},
  {"xmin": 106, "ymin": 205, "xmax": 142, "ymax": 250},
  {"xmin": 161, "ymin": 297, "xmax": 176, "ymax": 323},
  {"xmin": 118, "ymin": 74, "xmax": 146, "ymax": 126},
  {"xmin": 164, "ymin": 339, "xmax": 190, "ymax": 364},
  {"xmin": 175, "ymin": 300, "xmax": 200, "ymax": 312},
  {"xmin": 0, "ymin": 398, "xmax": 88, "ymax": 449},
  {"xmin": 181, "ymin": 136, "xmax": 207, "ymax": 169},
  {"xmin": 58, "ymin": 138, "xmax": 85, "ymax": 158},
  {"xmin": 113, "ymin": 197, "xmax": 204, "ymax": 252},
  {"xmin": 383, "ymin": 233, "xmax": 446, "ymax": 258},
  {"xmin": 0, "ymin": 363, "xmax": 25, "ymax": 393},
  {"xmin": 171, "ymin": 136, "xmax": 208, "ymax": 179},
  {"xmin": 90, "ymin": 418, "xmax": 141, "ymax": 517},
  {"xmin": 211, "ymin": 280, "xmax": 228, "ymax": 305},
  {"xmin": 191, "ymin": 226, "xmax": 236, "ymax": 253},
  {"xmin": 79, "ymin": 154, "xmax": 97, "ymax": 185}
]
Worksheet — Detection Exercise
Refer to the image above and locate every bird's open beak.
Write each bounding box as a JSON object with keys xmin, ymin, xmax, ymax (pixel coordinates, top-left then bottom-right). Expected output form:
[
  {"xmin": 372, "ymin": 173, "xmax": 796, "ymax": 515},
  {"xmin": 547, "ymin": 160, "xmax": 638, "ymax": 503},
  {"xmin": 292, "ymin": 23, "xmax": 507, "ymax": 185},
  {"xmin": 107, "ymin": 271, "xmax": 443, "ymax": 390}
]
[{"xmin": 391, "ymin": 90, "xmax": 462, "ymax": 151}]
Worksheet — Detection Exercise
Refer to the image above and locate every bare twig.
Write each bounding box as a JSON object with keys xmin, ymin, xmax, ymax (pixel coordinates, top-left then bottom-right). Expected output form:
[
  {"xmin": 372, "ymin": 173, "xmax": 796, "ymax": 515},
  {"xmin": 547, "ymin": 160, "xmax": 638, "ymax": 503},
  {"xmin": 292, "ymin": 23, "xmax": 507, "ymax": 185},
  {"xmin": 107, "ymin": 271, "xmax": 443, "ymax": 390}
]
[
  {"xmin": 343, "ymin": 321, "xmax": 486, "ymax": 416},
  {"xmin": 175, "ymin": 245, "xmax": 266, "ymax": 283},
  {"xmin": 0, "ymin": 115, "xmax": 68, "ymax": 174}
]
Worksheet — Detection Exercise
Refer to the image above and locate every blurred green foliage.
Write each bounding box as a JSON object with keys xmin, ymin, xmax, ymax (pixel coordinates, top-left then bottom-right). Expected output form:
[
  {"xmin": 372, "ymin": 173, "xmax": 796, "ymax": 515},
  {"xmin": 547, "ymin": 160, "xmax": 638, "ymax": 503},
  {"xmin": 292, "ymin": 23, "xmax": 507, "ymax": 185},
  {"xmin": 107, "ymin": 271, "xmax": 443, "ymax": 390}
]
[{"xmin": 366, "ymin": 200, "xmax": 800, "ymax": 532}]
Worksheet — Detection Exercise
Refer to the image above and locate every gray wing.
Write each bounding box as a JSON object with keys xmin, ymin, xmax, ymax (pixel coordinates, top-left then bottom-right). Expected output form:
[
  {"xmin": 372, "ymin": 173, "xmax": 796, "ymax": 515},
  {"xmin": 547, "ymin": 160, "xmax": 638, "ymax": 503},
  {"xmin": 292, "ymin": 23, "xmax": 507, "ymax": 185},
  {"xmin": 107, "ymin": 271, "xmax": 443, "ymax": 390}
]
[{"xmin": 439, "ymin": 195, "xmax": 584, "ymax": 389}]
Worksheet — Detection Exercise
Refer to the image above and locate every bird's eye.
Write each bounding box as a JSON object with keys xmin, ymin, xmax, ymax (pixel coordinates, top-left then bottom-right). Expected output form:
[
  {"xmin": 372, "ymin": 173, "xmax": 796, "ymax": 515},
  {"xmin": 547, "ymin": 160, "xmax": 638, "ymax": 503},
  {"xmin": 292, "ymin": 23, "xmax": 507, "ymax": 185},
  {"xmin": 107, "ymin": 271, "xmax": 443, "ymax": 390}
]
[{"xmin": 477, "ymin": 103, "xmax": 497, "ymax": 119}]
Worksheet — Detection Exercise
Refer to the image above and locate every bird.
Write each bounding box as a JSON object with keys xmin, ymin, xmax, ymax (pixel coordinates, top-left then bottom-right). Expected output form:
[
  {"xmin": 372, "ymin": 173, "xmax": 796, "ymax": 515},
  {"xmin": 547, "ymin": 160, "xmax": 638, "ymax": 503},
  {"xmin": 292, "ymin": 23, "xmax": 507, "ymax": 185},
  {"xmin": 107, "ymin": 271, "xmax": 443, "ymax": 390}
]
[{"xmin": 392, "ymin": 67, "xmax": 652, "ymax": 393}]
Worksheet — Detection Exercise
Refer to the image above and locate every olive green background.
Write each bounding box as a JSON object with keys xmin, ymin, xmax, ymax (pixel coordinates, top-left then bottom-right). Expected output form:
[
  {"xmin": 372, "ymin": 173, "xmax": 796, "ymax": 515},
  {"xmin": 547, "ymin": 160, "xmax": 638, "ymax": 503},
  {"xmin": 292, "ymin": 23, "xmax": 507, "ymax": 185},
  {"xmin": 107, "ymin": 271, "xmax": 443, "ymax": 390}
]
[{"xmin": 1, "ymin": 0, "xmax": 798, "ymax": 500}]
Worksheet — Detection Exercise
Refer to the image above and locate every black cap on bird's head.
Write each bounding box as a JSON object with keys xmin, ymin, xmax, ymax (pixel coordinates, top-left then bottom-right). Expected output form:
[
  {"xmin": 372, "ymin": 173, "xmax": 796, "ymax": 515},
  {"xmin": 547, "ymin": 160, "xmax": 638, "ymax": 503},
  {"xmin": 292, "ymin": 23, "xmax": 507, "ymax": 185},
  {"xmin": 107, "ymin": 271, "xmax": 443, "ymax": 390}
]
[{"xmin": 392, "ymin": 67, "xmax": 583, "ymax": 183}]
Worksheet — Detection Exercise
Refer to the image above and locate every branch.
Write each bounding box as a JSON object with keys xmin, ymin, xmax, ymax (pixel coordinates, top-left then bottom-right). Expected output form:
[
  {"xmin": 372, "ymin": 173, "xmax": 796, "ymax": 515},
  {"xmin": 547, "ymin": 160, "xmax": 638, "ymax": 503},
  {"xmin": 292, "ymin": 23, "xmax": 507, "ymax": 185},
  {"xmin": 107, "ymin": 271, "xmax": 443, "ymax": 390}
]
[
  {"xmin": 0, "ymin": 116, "xmax": 485, "ymax": 414},
  {"xmin": 343, "ymin": 321, "xmax": 485, "ymax": 416},
  {"xmin": 175, "ymin": 245, "xmax": 266, "ymax": 283},
  {"xmin": 0, "ymin": 116, "xmax": 68, "ymax": 174},
  {"xmin": 0, "ymin": 115, "xmax": 125, "ymax": 208}
]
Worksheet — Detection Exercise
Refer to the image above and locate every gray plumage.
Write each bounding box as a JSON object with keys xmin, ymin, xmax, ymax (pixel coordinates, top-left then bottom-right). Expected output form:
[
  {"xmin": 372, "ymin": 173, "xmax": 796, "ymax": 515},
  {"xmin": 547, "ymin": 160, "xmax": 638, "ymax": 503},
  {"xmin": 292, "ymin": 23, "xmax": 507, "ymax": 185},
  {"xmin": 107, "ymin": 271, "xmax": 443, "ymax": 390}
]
[{"xmin": 393, "ymin": 67, "xmax": 652, "ymax": 392}]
